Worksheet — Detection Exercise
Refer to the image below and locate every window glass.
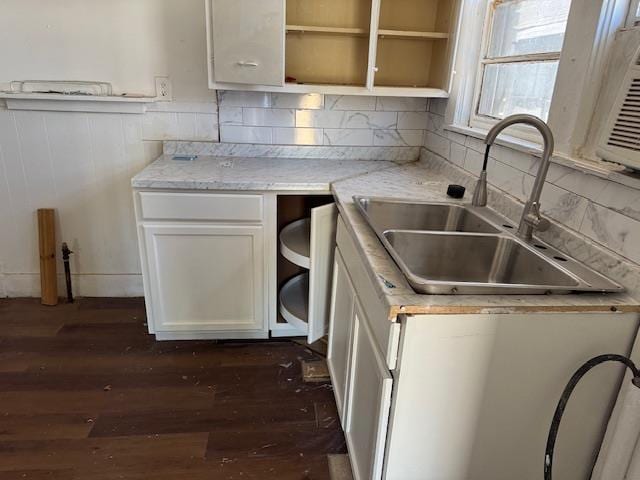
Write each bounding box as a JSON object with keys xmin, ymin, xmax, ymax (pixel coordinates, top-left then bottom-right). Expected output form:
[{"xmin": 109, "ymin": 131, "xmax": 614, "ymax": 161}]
[
  {"xmin": 488, "ymin": 0, "xmax": 572, "ymax": 58},
  {"xmin": 478, "ymin": 61, "xmax": 558, "ymax": 120}
]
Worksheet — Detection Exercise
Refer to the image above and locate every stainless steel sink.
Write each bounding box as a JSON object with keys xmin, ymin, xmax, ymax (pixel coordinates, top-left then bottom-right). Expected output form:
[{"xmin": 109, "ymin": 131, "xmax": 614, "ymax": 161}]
[
  {"xmin": 355, "ymin": 197, "xmax": 499, "ymax": 234},
  {"xmin": 354, "ymin": 196, "xmax": 623, "ymax": 295}
]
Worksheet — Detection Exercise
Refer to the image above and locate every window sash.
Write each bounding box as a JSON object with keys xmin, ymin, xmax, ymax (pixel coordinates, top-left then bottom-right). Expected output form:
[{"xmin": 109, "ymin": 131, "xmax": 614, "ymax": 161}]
[{"xmin": 470, "ymin": 0, "xmax": 565, "ymax": 142}]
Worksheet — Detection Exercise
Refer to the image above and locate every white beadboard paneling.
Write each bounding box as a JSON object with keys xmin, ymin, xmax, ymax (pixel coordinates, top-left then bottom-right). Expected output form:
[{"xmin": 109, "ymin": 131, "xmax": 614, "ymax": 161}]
[
  {"xmin": 374, "ymin": 130, "xmax": 425, "ymax": 147},
  {"xmin": 0, "ymin": 111, "xmax": 45, "ymax": 274},
  {"xmin": 296, "ymin": 110, "xmax": 397, "ymax": 129},
  {"xmin": 142, "ymin": 111, "xmax": 178, "ymax": 140},
  {"xmin": 398, "ymin": 112, "xmax": 429, "ymax": 130},
  {"xmin": 219, "ymin": 106, "xmax": 243, "ymax": 125},
  {"xmin": 176, "ymin": 112, "xmax": 197, "ymax": 140},
  {"xmin": 243, "ymin": 108, "xmax": 295, "ymax": 127},
  {"xmin": 580, "ymin": 202, "xmax": 640, "ymax": 265},
  {"xmin": 14, "ymin": 111, "xmax": 57, "ymax": 209},
  {"xmin": 325, "ymin": 95, "xmax": 377, "ymax": 111},
  {"xmin": 271, "ymin": 93, "xmax": 324, "ymax": 109},
  {"xmin": 272, "ymin": 127, "xmax": 323, "ymax": 145},
  {"xmin": 147, "ymin": 102, "xmax": 218, "ymax": 114},
  {"xmin": 220, "ymin": 125, "xmax": 273, "ymax": 144},
  {"xmin": 376, "ymin": 97, "xmax": 428, "ymax": 112},
  {"xmin": 323, "ymin": 129, "xmax": 374, "ymax": 146},
  {"xmin": 195, "ymin": 113, "xmax": 218, "ymax": 141},
  {"xmin": 218, "ymin": 91, "xmax": 272, "ymax": 108}
]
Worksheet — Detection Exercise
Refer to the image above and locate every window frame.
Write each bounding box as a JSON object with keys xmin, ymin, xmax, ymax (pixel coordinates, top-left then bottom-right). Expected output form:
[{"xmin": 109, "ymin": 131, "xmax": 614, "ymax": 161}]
[
  {"xmin": 628, "ymin": 0, "xmax": 640, "ymax": 26},
  {"xmin": 469, "ymin": 0, "xmax": 569, "ymax": 143},
  {"xmin": 448, "ymin": 0, "xmax": 629, "ymax": 159}
]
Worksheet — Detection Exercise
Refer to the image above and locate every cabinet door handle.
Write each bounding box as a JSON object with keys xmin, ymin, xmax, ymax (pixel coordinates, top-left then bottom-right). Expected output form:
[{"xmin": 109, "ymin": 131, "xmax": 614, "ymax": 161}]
[{"xmin": 237, "ymin": 61, "xmax": 259, "ymax": 67}]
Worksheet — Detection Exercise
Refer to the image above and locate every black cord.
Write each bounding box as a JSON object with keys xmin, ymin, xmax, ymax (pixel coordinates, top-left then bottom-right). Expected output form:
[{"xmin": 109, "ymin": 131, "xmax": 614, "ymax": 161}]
[{"xmin": 544, "ymin": 354, "xmax": 640, "ymax": 480}]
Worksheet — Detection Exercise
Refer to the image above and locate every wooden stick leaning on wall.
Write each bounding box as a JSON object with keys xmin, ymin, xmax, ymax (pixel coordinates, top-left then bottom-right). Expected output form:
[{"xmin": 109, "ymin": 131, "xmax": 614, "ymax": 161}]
[{"xmin": 37, "ymin": 208, "xmax": 58, "ymax": 306}]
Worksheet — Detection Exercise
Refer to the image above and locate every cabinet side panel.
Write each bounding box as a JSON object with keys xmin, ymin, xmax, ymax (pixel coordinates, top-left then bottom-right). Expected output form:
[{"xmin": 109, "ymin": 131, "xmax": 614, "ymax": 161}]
[{"xmin": 384, "ymin": 313, "xmax": 639, "ymax": 480}]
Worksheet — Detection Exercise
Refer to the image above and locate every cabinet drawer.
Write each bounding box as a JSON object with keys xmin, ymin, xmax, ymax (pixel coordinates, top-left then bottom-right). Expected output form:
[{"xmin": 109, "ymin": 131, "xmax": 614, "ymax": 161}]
[{"xmin": 139, "ymin": 192, "xmax": 263, "ymax": 222}]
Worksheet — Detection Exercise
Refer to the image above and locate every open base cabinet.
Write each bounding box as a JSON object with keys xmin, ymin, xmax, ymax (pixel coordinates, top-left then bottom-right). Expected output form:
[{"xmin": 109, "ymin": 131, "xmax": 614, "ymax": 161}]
[{"xmin": 273, "ymin": 194, "xmax": 337, "ymax": 342}]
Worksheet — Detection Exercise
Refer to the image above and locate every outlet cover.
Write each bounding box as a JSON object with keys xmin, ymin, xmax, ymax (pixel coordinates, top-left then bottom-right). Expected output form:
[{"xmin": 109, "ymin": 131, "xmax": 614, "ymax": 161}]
[{"xmin": 155, "ymin": 76, "xmax": 172, "ymax": 101}]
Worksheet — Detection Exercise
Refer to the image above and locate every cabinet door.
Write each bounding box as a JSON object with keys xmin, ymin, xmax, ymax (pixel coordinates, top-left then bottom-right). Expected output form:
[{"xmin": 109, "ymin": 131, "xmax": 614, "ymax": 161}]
[
  {"xmin": 308, "ymin": 203, "xmax": 338, "ymax": 343},
  {"xmin": 210, "ymin": 0, "xmax": 285, "ymax": 86},
  {"xmin": 327, "ymin": 249, "xmax": 356, "ymax": 426},
  {"xmin": 344, "ymin": 300, "xmax": 393, "ymax": 480},
  {"xmin": 143, "ymin": 224, "xmax": 265, "ymax": 333}
]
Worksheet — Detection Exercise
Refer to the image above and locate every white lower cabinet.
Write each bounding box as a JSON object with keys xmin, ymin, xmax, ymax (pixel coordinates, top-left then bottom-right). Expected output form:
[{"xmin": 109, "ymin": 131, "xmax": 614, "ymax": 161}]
[
  {"xmin": 142, "ymin": 223, "xmax": 266, "ymax": 338},
  {"xmin": 344, "ymin": 300, "xmax": 393, "ymax": 480}
]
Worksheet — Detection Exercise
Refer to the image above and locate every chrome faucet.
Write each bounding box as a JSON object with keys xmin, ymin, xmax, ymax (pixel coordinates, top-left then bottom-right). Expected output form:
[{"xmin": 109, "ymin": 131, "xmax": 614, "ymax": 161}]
[{"xmin": 471, "ymin": 114, "xmax": 553, "ymax": 241}]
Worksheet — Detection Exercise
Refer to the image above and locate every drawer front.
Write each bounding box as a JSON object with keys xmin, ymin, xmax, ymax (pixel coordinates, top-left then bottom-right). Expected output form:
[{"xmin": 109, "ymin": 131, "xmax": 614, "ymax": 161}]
[
  {"xmin": 337, "ymin": 215, "xmax": 401, "ymax": 370},
  {"xmin": 139, "ymin": 192, "xmax": 263, "ymax": 222}
]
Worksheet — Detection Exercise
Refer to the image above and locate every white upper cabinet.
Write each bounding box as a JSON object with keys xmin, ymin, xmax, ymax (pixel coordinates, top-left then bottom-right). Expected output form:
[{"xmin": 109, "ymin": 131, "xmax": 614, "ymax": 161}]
[
  {"xmin": 206, "ymin": 0, "xmax": 461, "ymax": 97},
  {"xmin": 208, "ymin": 0, "xmax": 285, "ymax": 86}
]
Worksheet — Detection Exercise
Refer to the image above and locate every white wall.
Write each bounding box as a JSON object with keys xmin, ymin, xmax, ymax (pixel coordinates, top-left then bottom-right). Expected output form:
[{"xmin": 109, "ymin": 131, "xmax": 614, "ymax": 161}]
[
  {"xmin": 0, "ymin": 0, "xmax": 213, "ymax": 101},
  {"xmin": 0, "ymin": 0, "xmax": 218, "ymax": 297}
]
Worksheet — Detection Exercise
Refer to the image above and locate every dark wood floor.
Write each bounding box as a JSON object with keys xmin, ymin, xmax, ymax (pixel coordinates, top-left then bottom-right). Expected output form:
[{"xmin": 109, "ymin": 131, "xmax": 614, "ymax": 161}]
[{"xmin": 0, "ymin": 298, "xmax": 345, "ymax": 479}]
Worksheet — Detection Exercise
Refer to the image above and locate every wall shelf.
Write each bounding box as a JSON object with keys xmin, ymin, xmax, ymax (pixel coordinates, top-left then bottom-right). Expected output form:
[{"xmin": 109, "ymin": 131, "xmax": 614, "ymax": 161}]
[
  {"xmin": 0, "ymin": 92, "xmax": 156, "ymax": 114},
  {"xmin": 377, "ymin": 29, "xmax": 449, "ymax": 39},
  {"xmin": 286, "ymin": 25, "xmax": 368, "ymax": 36}
]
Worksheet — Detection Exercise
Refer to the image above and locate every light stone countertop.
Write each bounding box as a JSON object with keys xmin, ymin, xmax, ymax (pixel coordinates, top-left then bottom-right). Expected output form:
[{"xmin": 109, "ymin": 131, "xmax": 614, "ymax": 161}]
[
  {"xmin": 131, "ymin": 152, "xmax": 640, "ymax": 315},
  {"xmin": 131, "ymin": 154, "xmax": 395, "ymax": 191},
  {"xmin": 331, "ymin": 163, "xmax": 640, "ymax": 317}
]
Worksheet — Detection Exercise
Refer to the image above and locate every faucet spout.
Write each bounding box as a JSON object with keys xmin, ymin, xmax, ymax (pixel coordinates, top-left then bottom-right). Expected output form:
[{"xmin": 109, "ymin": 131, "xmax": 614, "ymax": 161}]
[{"xmin": 471, "ymin": 114, "xmax": 555, "ymax": 241}]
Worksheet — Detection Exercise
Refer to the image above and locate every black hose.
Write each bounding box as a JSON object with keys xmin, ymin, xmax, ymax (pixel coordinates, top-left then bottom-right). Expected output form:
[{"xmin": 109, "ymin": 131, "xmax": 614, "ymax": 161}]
[{"xmin": 544, "ymin": 354, "xmax": 640, "ymax": 480}]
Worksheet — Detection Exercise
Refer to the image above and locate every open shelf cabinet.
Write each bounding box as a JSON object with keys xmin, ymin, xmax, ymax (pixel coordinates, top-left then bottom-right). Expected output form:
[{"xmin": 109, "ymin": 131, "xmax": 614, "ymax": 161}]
[
  {"xmin": 274, "ymin": 195, "xmax": 337, "ymax": 343},
  {"xmin": 207, "ymin": 0, "xmax": 461, "ymax": 97}
]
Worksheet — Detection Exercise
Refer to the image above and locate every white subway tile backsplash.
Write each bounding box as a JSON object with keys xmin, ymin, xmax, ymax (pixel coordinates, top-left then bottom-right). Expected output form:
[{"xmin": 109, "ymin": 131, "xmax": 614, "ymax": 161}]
[
  {"xmin": 296, "ymin": 110, "xmax": 397, "ymax": 129},
  {"xmin": 376, "ymin": 97, "xmax": 428, "ymax": 112},
  {"xmin": 218, "ymin": 106, "xmax": 243, "ymax": 125},
  {"xmin": 323, "ymin": 129, "xmax": 374, "ymax": 146},
  {"xmin": 429, "ymin": 98, "xmax": 447, "ymax": 116},
  {"xmin": 449, "ymin": 141, "xmax": 466, "ymax": 168},
  {"xmin": 580, "ymin": 202, "xmax": 640, "ymax": 265},
  {"xmin": 243, "ymin": 108, "xmax": 295, "ymax": 127},
  {"xmin": 218, "ymin": 91, "xmax": 271, "ymax": 108},
  {"xmin": 272, "ymin": 93, "xmax": 324, "ymax": 109},
  {"xmin": 398, "ymin": 112, "xmax": 429, "ymax": 130},
  {"xmin": 273, "ymin": 127, "xmax": 323, "ymax": 145},
  {"xmin": 220, "ymin": 125, "xmax": 273, "ymax": 144},
  {"xmin": 374, "ymin": 130, "xmax": 424, "ymax": 147},
  {"xmin": 424, "ymin": 131, "xmax": 450, "ymax": 158},
  {"xmin": 325, "ymin": 95, "xmax": 377, "ymax": 111}
]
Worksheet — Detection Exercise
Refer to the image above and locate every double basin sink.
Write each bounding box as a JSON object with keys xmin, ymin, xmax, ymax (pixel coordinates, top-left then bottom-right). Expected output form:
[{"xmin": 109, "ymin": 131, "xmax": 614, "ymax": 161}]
[{"xmin": 354, "ymin": 196, "xmax": 623, "ymax": 295}]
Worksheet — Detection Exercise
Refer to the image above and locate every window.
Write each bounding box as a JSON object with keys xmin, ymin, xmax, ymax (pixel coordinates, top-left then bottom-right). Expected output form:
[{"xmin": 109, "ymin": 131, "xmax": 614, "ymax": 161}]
[{"xmin": 471, "ymin": 0, "xmax": 572, "ymax": 133}]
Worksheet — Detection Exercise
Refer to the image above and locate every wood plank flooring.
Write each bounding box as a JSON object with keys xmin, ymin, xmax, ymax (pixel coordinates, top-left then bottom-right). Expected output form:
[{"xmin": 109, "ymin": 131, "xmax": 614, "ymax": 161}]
[{"xmin": 0, "ymin": 298, "xmax": 345, "ymax": 479}]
